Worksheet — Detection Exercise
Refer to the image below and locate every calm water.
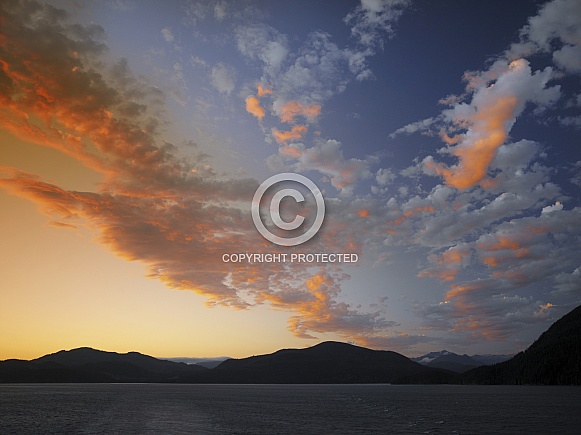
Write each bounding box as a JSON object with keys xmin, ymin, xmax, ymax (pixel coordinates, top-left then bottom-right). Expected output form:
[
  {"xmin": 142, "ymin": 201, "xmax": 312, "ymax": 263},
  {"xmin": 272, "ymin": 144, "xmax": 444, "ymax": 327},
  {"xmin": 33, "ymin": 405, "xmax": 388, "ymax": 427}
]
[{"xmin": 1, "ymin": 384, "xmax": 580, "ymax": 434}]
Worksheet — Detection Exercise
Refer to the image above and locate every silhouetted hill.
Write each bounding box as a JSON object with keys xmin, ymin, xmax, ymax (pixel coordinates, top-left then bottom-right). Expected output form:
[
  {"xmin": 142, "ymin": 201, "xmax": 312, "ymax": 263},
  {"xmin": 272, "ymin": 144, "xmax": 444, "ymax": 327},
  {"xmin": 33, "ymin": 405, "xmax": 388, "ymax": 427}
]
[
  {"xmin": 462, "ymin": 305, "xmax": 581, "ymax": 385},
  {"xmin": 195, "ymin": 360, "xmax": 224, "ymax": 369},
  {"xmin": 35, "ymin": 347, "xmax": 206, "ymax": 376},
  {"xmin": 0, "ymin": 359, "xmax": 114, "ymax": 383},
  {"xmin": 189, "ymin": 341, "xmax": 455, "ymax": 384},
  {"xmin": 1, "ymin": 342, "xmax": 454, "ymax": 384},
  {"xmin": 0, "ymin": 348, "xmax": 206, "ymax": 383},
  {"xmin": 4, "ymin": 307, "xmax": 578, "ymax": 385},
  {"xmin": 470, "ymin": 354, "xmax": 513, "ymax": 365}
]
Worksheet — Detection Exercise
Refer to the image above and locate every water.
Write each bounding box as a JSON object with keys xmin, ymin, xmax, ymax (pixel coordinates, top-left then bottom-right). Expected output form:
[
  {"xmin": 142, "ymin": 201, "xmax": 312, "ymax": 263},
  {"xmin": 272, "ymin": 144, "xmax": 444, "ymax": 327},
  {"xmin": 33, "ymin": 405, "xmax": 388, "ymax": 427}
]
[{"xmin": 1, "ymin": 384, "xmax": 580, "ymax": 434}]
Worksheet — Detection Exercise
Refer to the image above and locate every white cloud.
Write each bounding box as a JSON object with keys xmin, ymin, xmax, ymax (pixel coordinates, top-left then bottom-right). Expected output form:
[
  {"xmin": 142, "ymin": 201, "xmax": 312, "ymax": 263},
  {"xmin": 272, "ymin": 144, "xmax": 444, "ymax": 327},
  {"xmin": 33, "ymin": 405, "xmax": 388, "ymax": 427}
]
[
  {"xmin": 560, "ymin": 115, "xmax": 581, "ymax": 128},
  {"xmin": 553, "ymin": 267, "xmax": 581, "ymax": 296},
  {"xmin": 190, "ymin": 56, "xmax": 208, "ymax": 68},
  {"xmin": 210, "ymin": 63, "xmax": 236, "ymax": 95},
  {"xmin": 542, "ymin": 201, "xmax": 564, "ymax": 214},
  {"xmin": 295, "ymin": 139, "xmax": 370, "ymax": 192},
  {"xmin": 214, "ymin": 1, "xmax": 227, "ymax": 21},
  {"xmin": 553, "ymin": 44, "xmax": 581, "ymax": 73},
  {"xmin": 376, "ymin": 168, "xmax": 395, "ymax": 186},
  {"xmin": 516, "ymin": 0, "xmax": 581, "ymax": 51},
  {"xmin": 389, "ymin": 117, "xmax": 435, "ymax": 138},
  {"xmin": 183, "ymin": 2, "xmax": 209, "ymax": 27},
  {"xmin": 235, "ymin": 24, "xmax": 289, "ymax": 76},
  {"xmin": 344, "ymin": 0, "xmax": 411, "ymax": 49},
  {"xmin": 275, "ymin": 31, "xmax": 349, "ymax": 103},
  {"xmin": 161, "ymin": 27, "xmax": 174, "ymax": 43},
  {"xmin": 265, "ymin": 153, "xmax": 288, "ymax": 172},
  {"xmin": 237, "ymin": 1, "xmax": 410, "ymax": 120},
  {"xmin": 507, "ymin": 0, "xmax": 581, "ymax": 75},
  {"xmin": 109, "ymin": 0, "xmax": 134, "ymax": 11},
  {"xmin": 569, "ymin": 161, "xmax": 581, "ymax": 186}
]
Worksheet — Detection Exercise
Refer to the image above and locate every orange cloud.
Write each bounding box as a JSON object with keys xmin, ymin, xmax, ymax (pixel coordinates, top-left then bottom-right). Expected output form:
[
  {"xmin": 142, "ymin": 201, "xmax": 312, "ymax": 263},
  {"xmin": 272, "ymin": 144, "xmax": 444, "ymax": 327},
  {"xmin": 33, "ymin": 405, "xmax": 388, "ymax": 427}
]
[
  {"xmin": 440, "ymin": 280, "xmax": 510, "ymax": 341},
  {"xmin": 451, "ymin": 316, "xmax": 506, "ymax": 341},
  {"xmin": 358, "ymin": 209, "xmax": 369, "ymax": 218},
  {"xmin": 482, "ymin": 237, "xmax": 522, "ymax": 251},
  {"xmin": 279, "ymin": 144, "xmax": 303, "ymax": 158},
  {"xmin": 418, "ymin": 246, "xmax": 470, "ymax": 282},
  {"xmin": 426, "ymin": 96, "xmax": 518, "ymax": 189},
  {"xmin": 387, "ymin": 205, "xmax": 435, "ymax": 227},
  {"xmin": 445, "ymin": 282, "xmax": 480, "ymax": 301},
  {"xmin": 439, "ymin": 130, "xmax": 463, "ymax": 145},
  {"xmin": 0, "ymin": 1, "xmax": 394, "ymax": 346},
  {"xmin": 245, "ymin": 84, "xmax": 272, "ymax": 120},
  {"xmin": 272, "ymin": 125, "xmax": 308, "ymax": 144},
  {"xmin": 262, "ymin": 272, "xmax": 394, "ymax": 341},
  {"xmin": 245, "ymin": 96, "xmax": 266, "ymax": 120},
  {"xmin": 256, "ymin": 84, "xmax": 272, "ymax": 97},
  {"xmin": 279, "ymin": 100, "xmax": 321, "ymax": 123},
  {"xmin": 477, "ymin": 236, "xmax": 530, "ymax": 267}
]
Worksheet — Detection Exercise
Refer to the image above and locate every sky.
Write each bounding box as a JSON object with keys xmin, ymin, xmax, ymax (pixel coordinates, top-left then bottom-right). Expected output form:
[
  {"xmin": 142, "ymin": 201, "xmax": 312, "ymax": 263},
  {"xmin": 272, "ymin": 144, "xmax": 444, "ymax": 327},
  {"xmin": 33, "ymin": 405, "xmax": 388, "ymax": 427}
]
[{"xmin": 1, "ymin": 0, "xmax": 580, "ymax": 361}]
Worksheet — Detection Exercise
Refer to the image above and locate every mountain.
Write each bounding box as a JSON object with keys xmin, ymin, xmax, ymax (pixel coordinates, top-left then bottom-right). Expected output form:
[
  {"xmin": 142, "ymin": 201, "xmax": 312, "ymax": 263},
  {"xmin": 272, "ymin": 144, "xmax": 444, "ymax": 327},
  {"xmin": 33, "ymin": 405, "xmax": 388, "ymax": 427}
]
[
  {"xmin": 411, "ymin": 350, "xmax": 453, "ymax": 365},
  {"xmin": 412, "ymin": 350, "xmax": 514, "ymax": 373},
  {"xmin": 470, "ymin": 354, "xmax": 513, "ymax": 365},
  {"xmin": 195, "ymin": 360, "xmax": 225, "ymax": 369},
  {"xmin": 3, "ymin": 304, "xmax": 579, "ymax": 385},
  {"xmin": 0, "ymin": 347, "xmax": 206, "ymax": 383},
  {"xmin": 0, "ymin": 342, "xmax": 455, "ymax": 384},
  {"xmin": 462, "ymin": 305, "xmax": 581, "ymax": 385},
  {"xmin": 164, "ymin": 357, "xmax": 230, "ymax": 366},
  {"xmin": 190, "ymin": 341, "xmax": 456, "ymax": 384},
  {"xmin": 412, "ymin": 351, "xmax": 483, "ymax": 373}
]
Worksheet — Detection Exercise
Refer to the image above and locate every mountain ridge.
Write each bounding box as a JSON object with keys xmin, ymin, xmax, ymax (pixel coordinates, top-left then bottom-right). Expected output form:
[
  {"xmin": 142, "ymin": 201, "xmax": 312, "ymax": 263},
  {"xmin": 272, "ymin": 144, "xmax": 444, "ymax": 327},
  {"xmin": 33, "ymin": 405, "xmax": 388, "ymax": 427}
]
[
  {"xmin": 0, "ymin": 341, "xmax": 454, "ymax": 384},
  {"xmin": 1, "ymin": 305, "xmax": 579, "ymax": 384},
  {"xmin": 462, "ymin": 304, "xmax": 581, "ymax": 385},
  {"xmin": 411, "ymin": 350, "xmax": 512, "ymax": 373},
  {"xmin": 206, "ymin": 341, "xmax": 454, "ymax": 383}
]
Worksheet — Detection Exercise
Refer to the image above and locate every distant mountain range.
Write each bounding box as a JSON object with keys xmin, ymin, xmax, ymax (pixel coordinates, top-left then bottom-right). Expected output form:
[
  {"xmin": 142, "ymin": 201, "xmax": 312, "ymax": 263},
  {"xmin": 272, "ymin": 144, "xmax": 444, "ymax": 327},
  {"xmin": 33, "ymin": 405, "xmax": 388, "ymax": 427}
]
[
  {"xmin": 1, "ymin": 305, "xmax": 579, "ymax": 385},
  {"xmin": 411, "ymin": 350, "xmax": 513, "ymax": 373},
  {"xmin": 164, "ymin": 357, "xmax": 230, "ymax": 369}
]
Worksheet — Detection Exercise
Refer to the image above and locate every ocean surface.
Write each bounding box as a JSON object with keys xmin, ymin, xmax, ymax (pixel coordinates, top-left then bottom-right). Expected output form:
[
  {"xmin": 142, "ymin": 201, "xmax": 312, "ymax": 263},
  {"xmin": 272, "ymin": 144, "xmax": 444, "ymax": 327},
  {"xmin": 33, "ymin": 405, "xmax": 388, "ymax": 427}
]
[{"xmin": 1, "ymin": 384, "xmax": 580, "ymax": 434}]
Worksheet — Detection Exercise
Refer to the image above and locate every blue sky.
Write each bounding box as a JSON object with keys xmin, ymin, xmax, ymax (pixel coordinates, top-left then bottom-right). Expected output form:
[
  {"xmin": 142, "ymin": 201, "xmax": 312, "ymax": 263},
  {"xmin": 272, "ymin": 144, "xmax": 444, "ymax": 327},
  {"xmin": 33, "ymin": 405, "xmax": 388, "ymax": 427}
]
[{"xmin": 1, "ymin": 0, "xmax": 580, "ymax": 359}]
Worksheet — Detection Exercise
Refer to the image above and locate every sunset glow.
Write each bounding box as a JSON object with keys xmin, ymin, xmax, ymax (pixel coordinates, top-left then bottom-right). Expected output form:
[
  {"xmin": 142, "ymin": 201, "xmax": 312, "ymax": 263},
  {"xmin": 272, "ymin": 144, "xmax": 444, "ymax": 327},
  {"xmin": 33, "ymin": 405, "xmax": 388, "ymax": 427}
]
[{"xmin": 1, "ymin": 0, "xmax": 580, "ymax": 361}]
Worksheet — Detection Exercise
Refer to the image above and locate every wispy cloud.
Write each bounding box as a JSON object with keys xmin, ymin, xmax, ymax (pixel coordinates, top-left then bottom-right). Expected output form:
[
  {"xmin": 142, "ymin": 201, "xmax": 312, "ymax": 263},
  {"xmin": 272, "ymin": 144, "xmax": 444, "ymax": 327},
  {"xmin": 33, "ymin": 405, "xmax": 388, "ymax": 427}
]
[
  {"xmin": 2, "ymin": 0, "xmax": 579, "ymax": 354},
  {"xmin": 237, "ymin": 1, "xmax": 411, "ymax": 193},
  {"xmin": 344, "ymin": 0, "xmax": 411, "ymax": 49},
  {"xmin": 161, "ymin": 27, "xmax": 174, "ymax": 43},
  {"xmin": 210, "ymin": 63, "xmax": 236, "ymax": 95}
]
